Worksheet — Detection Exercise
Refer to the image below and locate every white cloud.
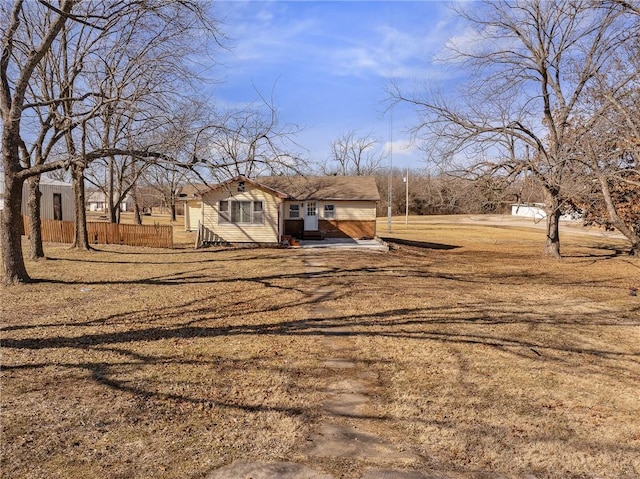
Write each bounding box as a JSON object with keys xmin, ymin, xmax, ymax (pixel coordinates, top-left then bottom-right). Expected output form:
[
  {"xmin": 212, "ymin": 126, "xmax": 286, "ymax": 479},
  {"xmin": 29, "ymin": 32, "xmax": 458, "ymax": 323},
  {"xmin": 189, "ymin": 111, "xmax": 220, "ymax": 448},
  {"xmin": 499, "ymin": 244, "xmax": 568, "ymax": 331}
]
[
  {"xmin": 216, "ymin": 1, "xmax": 460, "ymax": 82},
  {"xmin": 382, "ymin": 139, "xmax": 416, "ymax": 156}
]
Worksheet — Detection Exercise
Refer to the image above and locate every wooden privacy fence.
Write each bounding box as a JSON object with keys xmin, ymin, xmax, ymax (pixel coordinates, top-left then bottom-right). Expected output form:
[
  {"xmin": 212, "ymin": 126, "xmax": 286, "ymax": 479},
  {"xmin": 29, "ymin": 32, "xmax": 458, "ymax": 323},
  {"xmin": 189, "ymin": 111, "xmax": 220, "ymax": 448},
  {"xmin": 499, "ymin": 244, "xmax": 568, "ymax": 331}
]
[{"xmin": 22, "ymin": 217, "xmax": 174, "ymax": 248}]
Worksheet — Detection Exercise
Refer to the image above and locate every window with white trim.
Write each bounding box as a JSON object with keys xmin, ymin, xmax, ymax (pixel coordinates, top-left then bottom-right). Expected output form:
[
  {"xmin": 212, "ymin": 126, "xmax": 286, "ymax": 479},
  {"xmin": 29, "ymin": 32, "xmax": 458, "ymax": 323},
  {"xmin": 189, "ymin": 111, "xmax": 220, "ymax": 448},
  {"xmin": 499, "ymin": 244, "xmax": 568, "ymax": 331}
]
[
  {"xmin": 289, "ymin": 204, "xmax": 300, "ymax": 219},
  {"xmin": 219, "ymin": 200, "xmax": 230, "ymax": 223},
  {"xmin": 324, "ymin": 204, "xmax": 335, "ymax": 219},
  {"xmin": 219, "ymin": 200, "xmax": 264, "ymax": 225},
  {"xmin": 252, "ymin": 201, "xmax": 264, "ymax": 224}
]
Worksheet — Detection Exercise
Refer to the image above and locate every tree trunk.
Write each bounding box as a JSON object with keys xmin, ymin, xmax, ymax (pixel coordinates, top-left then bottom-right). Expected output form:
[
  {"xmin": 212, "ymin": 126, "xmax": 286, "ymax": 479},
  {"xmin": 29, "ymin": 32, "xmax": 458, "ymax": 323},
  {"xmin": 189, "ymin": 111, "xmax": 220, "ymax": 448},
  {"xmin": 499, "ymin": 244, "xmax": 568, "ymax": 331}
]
[
  {"xmin": 133, "ymin": 201, "xmax": 142, "ymax": 224},
  {"xmin": 107, "ymin": 154, "xmax": 117, "ymax": 223},
  {"xmin": 132, "ymin": 185, "xmax": 142, "ymax": 225},
  {"xmin": 27, "ymin": 175, "xmax": 45, "ymax": 260},
  {"xmin": 71, "ymin": 164, "xmax": 91, "ymax": 250},
  {"xmin": 544, "ymin": 198, "xmax": 562, "ymax": 258},
  {"xmin": 170, "ymin": 201, "xmax": 177, "ymax": 222},
  {"xmin": 1, "ymin": 172, "xmax": 30, "ymax": 284},
  {"xmin": 108, "ymin": 201, "xmax": 117, "ymax": 223}
]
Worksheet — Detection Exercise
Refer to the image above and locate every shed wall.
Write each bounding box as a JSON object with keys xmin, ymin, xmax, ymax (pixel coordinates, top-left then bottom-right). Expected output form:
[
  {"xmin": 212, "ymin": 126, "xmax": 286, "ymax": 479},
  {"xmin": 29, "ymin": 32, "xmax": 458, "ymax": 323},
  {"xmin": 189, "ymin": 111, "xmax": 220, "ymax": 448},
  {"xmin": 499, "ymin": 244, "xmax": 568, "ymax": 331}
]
[{"xmin": 20, "ymin": 182, "xmax": 74, "ymax": 221}]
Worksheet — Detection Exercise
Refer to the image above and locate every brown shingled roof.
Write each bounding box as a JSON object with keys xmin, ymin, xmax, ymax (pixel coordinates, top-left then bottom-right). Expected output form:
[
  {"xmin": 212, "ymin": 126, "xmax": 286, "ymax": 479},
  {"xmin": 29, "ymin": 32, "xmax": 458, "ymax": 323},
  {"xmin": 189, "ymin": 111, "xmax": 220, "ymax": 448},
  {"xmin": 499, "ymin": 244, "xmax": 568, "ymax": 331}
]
[
  {"xmin": 257, "ymin": 175, "xmax": 380, "ymax": 201},
  {"xmin": 177, "ymin": 183, "xmax": 210, "ymax": 200}
]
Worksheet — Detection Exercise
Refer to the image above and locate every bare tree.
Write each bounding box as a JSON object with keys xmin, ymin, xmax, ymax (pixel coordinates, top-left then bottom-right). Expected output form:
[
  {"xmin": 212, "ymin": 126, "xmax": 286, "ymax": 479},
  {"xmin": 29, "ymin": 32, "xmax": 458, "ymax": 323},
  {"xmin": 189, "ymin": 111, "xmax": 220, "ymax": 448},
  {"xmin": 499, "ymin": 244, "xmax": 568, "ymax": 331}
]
[
  {"xmin": 138, "ymin": 101, "xmax": 208, "ymax": 222},
  {"xmin": 1, "ymin": 0, "xmax": 221, "ymax": 282},
  {"xmin": 569, "ymin": 51, "xmax": 640, "ymax": 254},
  {"xmin": 392, "ymin": 0, "xmax": 633, "ymax": 257},
  {"xmin": 1, "ymin": 0, "xmax": 75, "ymax": 283},
  {"xmin": 611, "ymin": 0, "xmax": 640, "ymax": 15},
  {"xmin": 324, "ymin": 130, "xmax": 385, "ymax": 176},
  {"xmin": 197, "ymin": 98, "xmax": 306, "ymax": 180}
]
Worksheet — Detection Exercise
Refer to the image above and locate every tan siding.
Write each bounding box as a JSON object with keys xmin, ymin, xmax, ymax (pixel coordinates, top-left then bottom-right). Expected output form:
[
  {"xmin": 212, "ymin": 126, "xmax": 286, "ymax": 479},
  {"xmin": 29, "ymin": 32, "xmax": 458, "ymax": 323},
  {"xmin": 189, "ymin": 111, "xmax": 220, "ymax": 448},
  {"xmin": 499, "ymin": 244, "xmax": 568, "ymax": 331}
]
[
  {"xmin": 284, "ymin": 200, "xmax": 377, "ymax": 221},
  {"xmin": 202, "ymin": 181, "xmax": 280, "ymax": 243},
  {"xmin": 186, "ymin": 201, "xmax": 201, "ymax": 231},
  {"xmin": 318, "ymin": 201, "xmax": 376, "ymax": 221},
  {"xmin": 284, "ymin": 200, "xmax": 305, "ymax": 220}
]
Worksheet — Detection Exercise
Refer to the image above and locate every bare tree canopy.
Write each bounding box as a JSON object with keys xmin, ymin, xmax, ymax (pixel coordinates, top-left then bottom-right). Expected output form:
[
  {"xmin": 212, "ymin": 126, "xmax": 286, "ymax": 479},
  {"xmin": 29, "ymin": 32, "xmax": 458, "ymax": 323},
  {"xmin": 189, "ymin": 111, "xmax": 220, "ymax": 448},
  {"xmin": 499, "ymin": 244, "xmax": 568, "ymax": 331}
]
[
  {"xmin": 193, "ymin": 96, "xmax": 307, "ymax": 180},
  {"xmin": 323, "ymin": 130, "xmax": 385, "ymax": 176},
  {"xmin": 1, "ymin": 0, "xmax": 221, "ymax": 283},
  {"xmin": 392, "ymin": 0, "xmax": 638, "ymax": 257}
]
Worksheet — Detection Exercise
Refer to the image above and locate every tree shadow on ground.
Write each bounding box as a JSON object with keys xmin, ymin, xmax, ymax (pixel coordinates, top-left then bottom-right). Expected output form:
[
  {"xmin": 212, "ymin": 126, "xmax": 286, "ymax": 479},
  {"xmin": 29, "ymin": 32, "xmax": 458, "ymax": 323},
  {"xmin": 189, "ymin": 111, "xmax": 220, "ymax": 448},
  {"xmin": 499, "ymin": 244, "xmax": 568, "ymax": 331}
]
[
  {"xmin": 5, "ymin": 247, "xmax": 638, "ymax": 416},
  {"xmin": 379, "ymin": 237, "xmax": 460, "ymax": 250}
]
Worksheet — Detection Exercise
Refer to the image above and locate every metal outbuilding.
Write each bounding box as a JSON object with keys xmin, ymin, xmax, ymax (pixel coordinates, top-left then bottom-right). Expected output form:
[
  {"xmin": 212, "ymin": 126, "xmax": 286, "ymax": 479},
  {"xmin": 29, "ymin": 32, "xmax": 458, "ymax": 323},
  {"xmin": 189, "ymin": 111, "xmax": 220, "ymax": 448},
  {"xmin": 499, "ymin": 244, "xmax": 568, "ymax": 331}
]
[{"xmin": 0, "ymin": 177, "xmax": 75, "ymax": 221}]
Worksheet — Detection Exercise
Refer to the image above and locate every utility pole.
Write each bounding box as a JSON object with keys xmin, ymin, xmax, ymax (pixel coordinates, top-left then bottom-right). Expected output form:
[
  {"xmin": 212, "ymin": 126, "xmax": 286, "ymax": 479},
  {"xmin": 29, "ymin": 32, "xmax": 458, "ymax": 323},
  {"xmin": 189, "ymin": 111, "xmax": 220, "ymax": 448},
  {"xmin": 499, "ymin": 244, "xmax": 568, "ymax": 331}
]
[
  {"xmin": 387, "ymin": 108, "xmax": 393, "ymax": 232},
  {"xmin": 404, "ymin": 167, "xmax": 409, "ymax": 225}
]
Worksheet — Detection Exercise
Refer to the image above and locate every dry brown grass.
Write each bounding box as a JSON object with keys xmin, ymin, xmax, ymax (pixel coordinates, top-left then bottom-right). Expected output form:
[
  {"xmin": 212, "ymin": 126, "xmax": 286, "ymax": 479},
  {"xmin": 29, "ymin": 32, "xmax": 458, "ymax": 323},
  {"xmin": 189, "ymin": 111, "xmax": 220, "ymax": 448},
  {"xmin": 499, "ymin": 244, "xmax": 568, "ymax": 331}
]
[{"xmin": 1, "ymin": 215, "xmax": 639, "ymax": 479}]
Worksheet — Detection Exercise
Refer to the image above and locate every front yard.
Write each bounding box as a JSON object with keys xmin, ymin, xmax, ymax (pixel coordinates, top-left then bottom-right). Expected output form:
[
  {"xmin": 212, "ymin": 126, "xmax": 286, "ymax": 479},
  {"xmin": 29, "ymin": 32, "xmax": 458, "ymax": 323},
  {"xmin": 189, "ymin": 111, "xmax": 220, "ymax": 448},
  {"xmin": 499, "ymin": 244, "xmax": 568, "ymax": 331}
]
[{"xmin": 1, "ymin": 217, "xmax": 638, "ymax": 478}]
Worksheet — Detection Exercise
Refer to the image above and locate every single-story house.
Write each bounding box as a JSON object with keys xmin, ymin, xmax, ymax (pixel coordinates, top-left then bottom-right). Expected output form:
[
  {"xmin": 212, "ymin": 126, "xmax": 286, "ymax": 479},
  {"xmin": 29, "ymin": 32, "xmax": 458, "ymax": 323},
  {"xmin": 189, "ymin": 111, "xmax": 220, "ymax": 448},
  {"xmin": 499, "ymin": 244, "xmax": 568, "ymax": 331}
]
[
  {"xmin": 181, "ymin": 175, "xmax": 380, "ymax": 244},
  {"xmin": 86, "ymin": 190, "xmax": 128, "ymax": 212},
  {"xmin": 0, "ymin": 176, "xmax": 74, "ymax": 221}
]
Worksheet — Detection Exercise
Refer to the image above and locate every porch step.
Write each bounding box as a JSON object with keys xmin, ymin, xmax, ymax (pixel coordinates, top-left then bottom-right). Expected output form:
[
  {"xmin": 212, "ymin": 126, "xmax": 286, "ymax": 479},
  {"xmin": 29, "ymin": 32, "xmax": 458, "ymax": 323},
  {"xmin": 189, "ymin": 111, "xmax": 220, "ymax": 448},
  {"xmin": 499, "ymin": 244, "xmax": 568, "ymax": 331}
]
[{"xmin": 302, "ymin": 230, "xmax": 324, "ymax": 240}]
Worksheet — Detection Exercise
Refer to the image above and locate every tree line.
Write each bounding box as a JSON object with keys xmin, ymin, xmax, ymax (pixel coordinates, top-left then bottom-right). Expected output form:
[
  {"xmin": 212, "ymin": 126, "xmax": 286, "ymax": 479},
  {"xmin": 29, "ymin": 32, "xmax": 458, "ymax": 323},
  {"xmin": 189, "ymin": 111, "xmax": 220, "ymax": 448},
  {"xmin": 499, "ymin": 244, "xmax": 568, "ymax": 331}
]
[
  {"xmin": 390, "ymin": 0, "xmax": 640, "ymax": 257},
  {"xmin": 1, "ymin": 0, "xmax": 305, "ymax": 284},
  {"xmin": 373, "ymin": 169, "xmax": 546, "ymax": 218},
  {"xmin": 2, "ymin": 0, "xmax": 639, "ymax": 284}
]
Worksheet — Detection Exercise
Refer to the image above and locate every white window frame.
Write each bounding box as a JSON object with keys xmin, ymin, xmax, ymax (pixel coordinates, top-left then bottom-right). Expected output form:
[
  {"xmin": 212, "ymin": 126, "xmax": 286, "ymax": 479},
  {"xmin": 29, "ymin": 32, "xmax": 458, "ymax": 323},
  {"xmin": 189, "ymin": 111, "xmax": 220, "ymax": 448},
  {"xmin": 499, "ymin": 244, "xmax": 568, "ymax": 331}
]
[
  {"xmin": 323, "ymin": 204, "xmax": 335, "ymax": 219},
  {"xmin": 219, "ymin": 200, "xmax": 264, "ymax": 225},
  {"xmin": 219, "ymin": 200, "xmax": 230, "ymax": 224},
  {"xmin": 289, "ymin": 204, "xmax": 300, "ymax": 219}
]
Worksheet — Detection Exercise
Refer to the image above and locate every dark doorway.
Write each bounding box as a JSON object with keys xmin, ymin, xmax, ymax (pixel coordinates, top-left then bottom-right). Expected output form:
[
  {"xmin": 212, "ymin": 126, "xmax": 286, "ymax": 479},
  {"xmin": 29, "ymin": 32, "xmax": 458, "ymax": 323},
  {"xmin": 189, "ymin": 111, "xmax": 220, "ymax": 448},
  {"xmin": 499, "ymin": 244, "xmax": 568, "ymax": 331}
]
[{"xmin": 53, "ymin": 193, "xmax": 62, "ymax": 220}]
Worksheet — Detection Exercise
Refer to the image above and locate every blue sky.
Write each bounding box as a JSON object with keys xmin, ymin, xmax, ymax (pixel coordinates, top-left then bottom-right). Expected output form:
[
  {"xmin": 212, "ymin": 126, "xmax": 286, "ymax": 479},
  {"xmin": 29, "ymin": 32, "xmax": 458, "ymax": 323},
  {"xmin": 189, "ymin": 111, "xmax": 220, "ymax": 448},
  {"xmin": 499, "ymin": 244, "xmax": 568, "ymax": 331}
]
[{"xmin": 207, "ymin": 1, "xmax": 465, "ymax": 172}]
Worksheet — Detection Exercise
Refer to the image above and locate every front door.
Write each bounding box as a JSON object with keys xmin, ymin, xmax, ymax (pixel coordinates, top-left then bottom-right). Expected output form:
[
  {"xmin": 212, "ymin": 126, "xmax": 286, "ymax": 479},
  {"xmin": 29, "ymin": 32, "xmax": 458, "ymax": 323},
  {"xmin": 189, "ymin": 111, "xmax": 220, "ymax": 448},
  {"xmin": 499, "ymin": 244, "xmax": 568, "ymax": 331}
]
[{"xmin": 304, "ymin": 201, "xmax": 318, "ymax": 231}]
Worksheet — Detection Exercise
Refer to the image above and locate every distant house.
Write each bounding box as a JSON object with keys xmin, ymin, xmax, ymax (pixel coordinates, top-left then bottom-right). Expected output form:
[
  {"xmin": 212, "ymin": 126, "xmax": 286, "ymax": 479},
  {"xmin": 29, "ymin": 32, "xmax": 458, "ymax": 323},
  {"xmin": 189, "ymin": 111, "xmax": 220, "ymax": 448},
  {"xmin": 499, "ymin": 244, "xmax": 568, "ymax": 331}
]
[
  {"xmin": 180, "ymin": 175, "xmax": 380, "ymax": 244},
  {"xmin": 86, "ymin": 190, "xmax": 128, "ymax": 212},
  {"xmin": 0, "ymin": 176, "xmax": 74, "ymax": 221},
  {"xmin": 511, "ymin": 203, "xmax": 547, "ymax": 220},
  {"xmin": 511, "ymin": 203, "xmax": 582, "ymax": 221}
]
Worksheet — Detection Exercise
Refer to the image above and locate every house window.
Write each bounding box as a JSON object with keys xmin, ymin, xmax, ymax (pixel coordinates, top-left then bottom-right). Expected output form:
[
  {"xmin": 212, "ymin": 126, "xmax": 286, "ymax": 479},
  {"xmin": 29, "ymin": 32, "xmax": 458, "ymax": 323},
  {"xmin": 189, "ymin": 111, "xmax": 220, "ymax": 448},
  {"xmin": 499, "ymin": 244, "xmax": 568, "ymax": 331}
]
[
  {"xmin": 289, "ymin": 204, "xmax": 300, "ymax": 219},
  {"xmin": 252, "ymin": 201, "xmax": 264, "ymax": 224},
  {"xmin": 231, "ymin": 201, "xmax": 251, "ymax": 223},
  {"xmin": 324, "ymin": 204, "xmax": 335, "ymax": 219},
  {"xmin": 219, "ymin": 200, "xmax": 263, "ymax": 225},
  {"xmin": 219, "ymin": 200, "xmax": 230, "ymax": 223},
  {"xmin": 237, "ymin": 181, "xmax": 245, "ymax": 192}
]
